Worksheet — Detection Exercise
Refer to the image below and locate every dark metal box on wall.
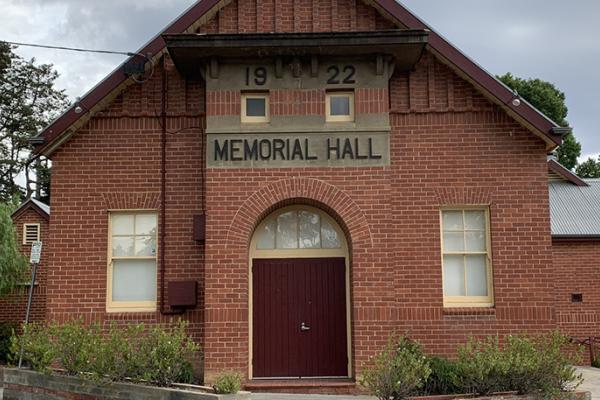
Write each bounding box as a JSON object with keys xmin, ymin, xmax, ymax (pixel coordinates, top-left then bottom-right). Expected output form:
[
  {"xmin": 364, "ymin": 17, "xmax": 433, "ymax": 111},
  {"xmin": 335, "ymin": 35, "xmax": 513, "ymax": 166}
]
[
  {"xmin": 168, "ymin": 281, "xmax": 198, "ymax": 308},
  {"xmin": 193, "ymin": 214, "xmax": 206, "ymax": 242}
]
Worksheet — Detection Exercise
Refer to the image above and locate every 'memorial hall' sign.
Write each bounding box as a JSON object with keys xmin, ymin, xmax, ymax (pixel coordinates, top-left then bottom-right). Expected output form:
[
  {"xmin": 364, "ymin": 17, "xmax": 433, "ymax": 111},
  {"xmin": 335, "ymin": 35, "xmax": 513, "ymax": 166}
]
[{"xmin": 207, "ymin": 133, "xmax": 390, "ymax": 168}]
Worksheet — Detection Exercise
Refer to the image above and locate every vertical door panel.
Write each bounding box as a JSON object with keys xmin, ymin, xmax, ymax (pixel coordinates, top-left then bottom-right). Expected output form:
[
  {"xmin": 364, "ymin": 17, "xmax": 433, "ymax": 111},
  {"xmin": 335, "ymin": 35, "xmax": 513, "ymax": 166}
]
[{"xmin": 252, "ymin": 258, "xmax": 347, "ymax": 378}]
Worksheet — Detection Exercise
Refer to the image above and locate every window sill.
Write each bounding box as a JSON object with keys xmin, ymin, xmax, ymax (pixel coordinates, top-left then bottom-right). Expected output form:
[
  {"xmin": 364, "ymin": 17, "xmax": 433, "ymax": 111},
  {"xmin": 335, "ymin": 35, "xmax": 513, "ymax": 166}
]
[{"xmin": 443, "ymin": 307, "xmax": 496, "ymax": 316}]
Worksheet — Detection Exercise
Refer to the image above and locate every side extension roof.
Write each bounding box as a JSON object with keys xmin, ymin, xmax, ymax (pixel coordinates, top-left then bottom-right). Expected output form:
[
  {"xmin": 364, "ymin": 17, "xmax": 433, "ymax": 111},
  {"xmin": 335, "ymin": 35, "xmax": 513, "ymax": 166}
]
[{"xmin": 32, "ymin": 0, "xmax": 565, "ymax": 156}]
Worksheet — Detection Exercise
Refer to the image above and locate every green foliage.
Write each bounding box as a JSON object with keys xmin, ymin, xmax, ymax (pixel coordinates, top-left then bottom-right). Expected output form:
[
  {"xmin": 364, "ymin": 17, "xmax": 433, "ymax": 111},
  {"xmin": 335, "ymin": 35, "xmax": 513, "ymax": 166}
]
[
  {"xmin": 498, "ymin": 73, "xmax": 581, "ymax": 171},
  {"xmin": 0, "ymin": 200, "xmax": 28, "ymax": 296},
  {"xmin": 361, "ymin": 335, "xmax": 431, "ymax": 400},
  {"xmin": 592, "ymin": 356, "xmax": 600, "ymax": 369},
  {"xmin": 576, "ymin": 156, "xmax": 600, "ymax": 179},
  {"xmin": 420, "ymin": 356, "xmax": 464, "ymax": 395},
  {"xmin": 456, "ymin": 332, "xmax": 583, "ymax": 399},
  {"xmin": 213, "ymin": 371, "xmax": 243, "ymax": 394},
  {"xmin": 10, "ymin": 322, "xmax": 56, "ymax": 373},
  {"xmin": 12, "ymin": 319, "xmax": 201, "ymax": 387},
  {"xmin": 0, "ymin": 321, "xmax": 17, "ymax": 364},
  {"xmin": 0, "ymin": 44, "xmax": 69, "ymax": 201}
]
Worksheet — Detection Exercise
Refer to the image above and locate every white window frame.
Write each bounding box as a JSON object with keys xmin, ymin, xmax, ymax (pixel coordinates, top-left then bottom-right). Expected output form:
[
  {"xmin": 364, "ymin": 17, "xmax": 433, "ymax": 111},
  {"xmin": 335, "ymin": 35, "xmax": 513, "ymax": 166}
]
[
  {"xmin": 23, "ymin": 223, "xmax": 40, "ymax": 245},
  {"xmin": 440, "ymin": 207, "xmax": 494, "ymax": 308},
  {"xmin": 241, "ymin": 93, "xmax": 270, "ymax": 123},
  {"xmin": 326, "ymin": 91, "xmax": 355, "ymax": 122},
  {"xmin": 107, "ymin": 211, "xmax": 158, "ymax": 313}
]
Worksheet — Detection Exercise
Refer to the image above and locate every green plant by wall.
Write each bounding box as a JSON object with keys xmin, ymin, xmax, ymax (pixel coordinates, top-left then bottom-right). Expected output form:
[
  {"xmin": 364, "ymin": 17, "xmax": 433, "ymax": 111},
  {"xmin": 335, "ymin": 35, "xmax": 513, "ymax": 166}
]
[
  {"xmin": 360, "ymin": 335, "xmax": 431, "ymax": 400},
  {"xmin": 420, "ymin": 356, "xmax": 464, "ymax": 395},
  {"xmin": 12, "ymin": 319, "xmax": 201, "ymax": 387},
  {"xmin": 455, "ymin": 332, "xmax": 583, "ymax": 399},
  {"xmin": 212, "ymin": 371, "xmax": 243, "ymax": 394},
  {"xmin": 0, "ymin": 321, "xmax": 17, "ymax": 364}
]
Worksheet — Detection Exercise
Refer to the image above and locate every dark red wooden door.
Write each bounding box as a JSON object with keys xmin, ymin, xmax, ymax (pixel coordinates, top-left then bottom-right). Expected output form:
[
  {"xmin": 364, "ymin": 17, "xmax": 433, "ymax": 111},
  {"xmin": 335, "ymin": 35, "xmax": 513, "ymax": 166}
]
[{"xmin": 252, "ymin": 257, "xmax": 348, "ymax": 378}]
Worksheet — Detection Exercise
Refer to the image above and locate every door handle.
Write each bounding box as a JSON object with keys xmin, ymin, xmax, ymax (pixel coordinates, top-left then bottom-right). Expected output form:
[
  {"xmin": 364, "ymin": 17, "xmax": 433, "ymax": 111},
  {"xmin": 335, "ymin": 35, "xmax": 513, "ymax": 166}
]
[{"xmin": 300, "ymin": 322, "xmax": 311, "ymax": 331}]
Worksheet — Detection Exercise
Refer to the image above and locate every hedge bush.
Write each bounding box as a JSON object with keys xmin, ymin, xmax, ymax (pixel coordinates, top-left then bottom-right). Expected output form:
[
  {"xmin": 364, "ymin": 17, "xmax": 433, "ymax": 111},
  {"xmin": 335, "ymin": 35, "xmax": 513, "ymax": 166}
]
[
  {"xmin": 213, "ymin": 371, "xmax": 243, "ymax": 394},
  {"xmin": 0, "ymin": 321, "xmax": 17, "ymax": 364},
  {"xmin": 456, "ymin": 332, "xmax": 582, "ymax": 399},
  {"xmin": 360, "ymin": 335, "xmax": 431, "ymax": 400},
  {"xmin": 11, "ymin": 319, "xmax": 200, "ymax": 386},
  {"xmin": 364, "ymin": 332, "xmax": 582, "ymax": 400}
]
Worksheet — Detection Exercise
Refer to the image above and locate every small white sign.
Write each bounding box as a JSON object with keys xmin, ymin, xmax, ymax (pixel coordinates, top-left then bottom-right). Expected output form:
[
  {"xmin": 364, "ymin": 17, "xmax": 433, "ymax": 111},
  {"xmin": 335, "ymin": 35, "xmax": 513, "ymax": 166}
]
[{"xmin": 30, "ymin": 241, "xmax": 42, "ymax": 264}]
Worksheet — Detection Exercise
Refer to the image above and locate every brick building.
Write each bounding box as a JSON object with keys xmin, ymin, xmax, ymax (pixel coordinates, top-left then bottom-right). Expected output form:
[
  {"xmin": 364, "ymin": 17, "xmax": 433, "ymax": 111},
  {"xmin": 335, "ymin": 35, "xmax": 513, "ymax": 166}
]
[{"xmin": 4, "ymin": 0, "xmax": 599, "ymax": 393}]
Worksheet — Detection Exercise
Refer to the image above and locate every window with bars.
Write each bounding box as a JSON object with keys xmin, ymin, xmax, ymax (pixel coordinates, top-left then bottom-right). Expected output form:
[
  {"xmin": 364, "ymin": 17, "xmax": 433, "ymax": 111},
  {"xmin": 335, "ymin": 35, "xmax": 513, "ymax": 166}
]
[
  {"xmin": 441, "ymin": 208, "xmax": 494, "ymax": 307},
  {"xmin": 23, "ymin": 223, "xmax": 40, "ymax": 245}
]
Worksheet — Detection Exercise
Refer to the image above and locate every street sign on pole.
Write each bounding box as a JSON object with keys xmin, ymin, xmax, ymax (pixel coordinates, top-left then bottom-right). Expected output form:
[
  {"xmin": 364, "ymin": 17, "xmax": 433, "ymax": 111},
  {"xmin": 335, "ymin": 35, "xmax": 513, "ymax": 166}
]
[
  {"xmin": 19, "ymin": 241, "xmax": 43, "ymax": 368},
  {"xmin": 30, "ymin": 241, "xmax": 42, "ymax": 264}
]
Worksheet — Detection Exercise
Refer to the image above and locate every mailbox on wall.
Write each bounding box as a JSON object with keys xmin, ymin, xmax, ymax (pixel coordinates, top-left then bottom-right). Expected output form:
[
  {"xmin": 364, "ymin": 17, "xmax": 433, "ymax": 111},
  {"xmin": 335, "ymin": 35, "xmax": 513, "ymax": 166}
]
[{"xmin": 193, "ymin": 214, "xmax": 206, "ymax": 242}]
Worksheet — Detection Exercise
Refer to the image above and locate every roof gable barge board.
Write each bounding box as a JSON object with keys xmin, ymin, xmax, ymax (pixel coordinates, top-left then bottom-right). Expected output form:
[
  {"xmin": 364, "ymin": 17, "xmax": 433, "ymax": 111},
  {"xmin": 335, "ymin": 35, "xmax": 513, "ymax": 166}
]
[
  {"xmin": 12, "ymin": 199, "xmax": 50, "ymax": 221},
  {"xmin": 32, "ymin": 0, "xmax": 563, "ymax": 156}
]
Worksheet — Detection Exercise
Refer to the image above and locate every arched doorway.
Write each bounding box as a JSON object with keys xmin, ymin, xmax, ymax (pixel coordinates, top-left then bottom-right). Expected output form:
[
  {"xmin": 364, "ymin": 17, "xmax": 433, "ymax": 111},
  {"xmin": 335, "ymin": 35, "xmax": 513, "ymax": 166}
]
[{"xmin": 249, "ymin": 205, "xmax": 351, "ymax": 379}]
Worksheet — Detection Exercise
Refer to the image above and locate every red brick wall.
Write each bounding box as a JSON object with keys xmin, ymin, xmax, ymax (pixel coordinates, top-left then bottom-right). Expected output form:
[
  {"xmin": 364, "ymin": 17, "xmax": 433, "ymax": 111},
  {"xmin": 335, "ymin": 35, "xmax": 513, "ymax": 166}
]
[
  {"xmin": 0, "ymin": 209, "xmax": 49, "ymax": 326},
  {"xmin": 43, "ymin": 0, "xmax": 558, "ymax": 385},
  {"xmin": 553, "ymin": 240, "xmax": 600, "ymax": 338}
]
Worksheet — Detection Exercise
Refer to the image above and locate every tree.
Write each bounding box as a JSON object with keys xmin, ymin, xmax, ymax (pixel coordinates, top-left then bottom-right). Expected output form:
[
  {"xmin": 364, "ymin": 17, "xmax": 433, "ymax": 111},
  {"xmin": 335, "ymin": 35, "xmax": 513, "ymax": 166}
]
[
  {"xmin": 575, "ymin": 157, "xmax": 600, "ymax": 179},
  {"xmin": 498, "ymin": 73, "xmax": 581, "ymax": 170},
  {"xmin": 0, "ymin": 200, "xmax": 28, "ymax": 295},
  {"xmin": 0, "ymin": 44, "xmax": 69, "ymax": 202}
]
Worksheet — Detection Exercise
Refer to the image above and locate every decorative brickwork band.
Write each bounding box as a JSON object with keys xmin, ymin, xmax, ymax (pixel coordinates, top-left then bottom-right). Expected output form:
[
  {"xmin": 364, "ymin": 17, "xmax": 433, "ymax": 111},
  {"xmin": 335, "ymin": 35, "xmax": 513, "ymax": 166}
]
[
  {"xmin": 225, "ymin": 177, "xmax": 374, "ymax": 249},
  {"xmin": 101, "ymin": 192, "xmax": 160, "ymax": 210}
]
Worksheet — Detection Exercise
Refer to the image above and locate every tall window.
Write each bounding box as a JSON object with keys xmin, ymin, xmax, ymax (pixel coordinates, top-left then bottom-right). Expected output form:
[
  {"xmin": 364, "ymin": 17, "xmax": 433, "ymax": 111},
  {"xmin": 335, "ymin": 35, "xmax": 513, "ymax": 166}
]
[
  {"xmin": 441, "ymin": 208, "xmax": 493, "ymax": 307},
  {"xmin": 108, "ymin": 212, "xmax": 157, "ymax": 312}
]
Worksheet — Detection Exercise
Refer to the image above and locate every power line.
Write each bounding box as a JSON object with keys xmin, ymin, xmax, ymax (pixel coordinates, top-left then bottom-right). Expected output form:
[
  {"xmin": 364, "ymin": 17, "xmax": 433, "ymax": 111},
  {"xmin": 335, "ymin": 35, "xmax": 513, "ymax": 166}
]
[{"xmin": 1, "ymin": 40, "xmax": 142, "ymax": 58}]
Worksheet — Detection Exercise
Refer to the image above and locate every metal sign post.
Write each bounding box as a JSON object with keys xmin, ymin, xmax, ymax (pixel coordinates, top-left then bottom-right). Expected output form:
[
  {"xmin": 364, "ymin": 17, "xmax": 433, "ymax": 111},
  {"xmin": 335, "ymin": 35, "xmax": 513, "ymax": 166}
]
[{"xmin": 18, "ymin": 241, "xmax": 42, "ymax": 368}]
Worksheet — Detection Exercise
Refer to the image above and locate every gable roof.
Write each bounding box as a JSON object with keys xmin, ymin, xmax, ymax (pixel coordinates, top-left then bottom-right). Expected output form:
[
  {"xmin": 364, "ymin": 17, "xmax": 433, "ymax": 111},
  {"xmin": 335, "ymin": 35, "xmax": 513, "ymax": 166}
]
[
  {"xmin": 548, "ymin": 158, "xmax": 588, "ymax": 187},
  {"xmin": 33, "ymin": 0, "xmax": 564, "ymax": 156},
  {"xmin": 550, "ymin": 179, "xmax": 600, "ymax": 239},
  {"xmin": 11, "ymin": 198, "xmax": 50, "ymax": 221}
]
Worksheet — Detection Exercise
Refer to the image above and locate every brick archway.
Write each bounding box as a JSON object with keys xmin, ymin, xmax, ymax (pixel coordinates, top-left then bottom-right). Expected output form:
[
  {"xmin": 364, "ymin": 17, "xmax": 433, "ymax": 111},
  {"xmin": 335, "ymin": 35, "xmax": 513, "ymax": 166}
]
[{"xmin": 225, "ymin": 177, "xmax": 373, "ymax": 250}]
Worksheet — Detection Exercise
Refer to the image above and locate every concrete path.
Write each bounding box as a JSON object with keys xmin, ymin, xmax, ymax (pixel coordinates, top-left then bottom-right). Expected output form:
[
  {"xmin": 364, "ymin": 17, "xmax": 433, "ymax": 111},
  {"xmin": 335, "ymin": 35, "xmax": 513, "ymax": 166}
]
[
  {"xmin": 577, "ymin": 367, "xmax": 600, "ymax": 399},
  {"xmin": 250, "ymin": 395, "xmax": 374, "ymax": 400}
]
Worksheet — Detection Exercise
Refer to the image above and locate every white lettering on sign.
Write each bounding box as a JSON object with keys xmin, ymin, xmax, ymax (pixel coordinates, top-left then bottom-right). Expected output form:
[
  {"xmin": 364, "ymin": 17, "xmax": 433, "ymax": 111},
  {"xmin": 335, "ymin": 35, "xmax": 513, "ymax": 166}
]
[{"xmin": 30, "ymin": 241, "xmax": 42, "ymax": 264}]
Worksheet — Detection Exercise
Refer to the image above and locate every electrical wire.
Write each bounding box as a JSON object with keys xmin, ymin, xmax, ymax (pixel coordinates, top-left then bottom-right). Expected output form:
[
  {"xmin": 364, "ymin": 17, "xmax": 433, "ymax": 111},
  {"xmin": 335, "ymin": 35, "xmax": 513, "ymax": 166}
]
[
  {"xmin": 1, "ymin": 39, "xmax": 155, "ymax": 83},
  {"xmin": 1, "ymin": 40, "xmax": 141, "ymax": 58}
]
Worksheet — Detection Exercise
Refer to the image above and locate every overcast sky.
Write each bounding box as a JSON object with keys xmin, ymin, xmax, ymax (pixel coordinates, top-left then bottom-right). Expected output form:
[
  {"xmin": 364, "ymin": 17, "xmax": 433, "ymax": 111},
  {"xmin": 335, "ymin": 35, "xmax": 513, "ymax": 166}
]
[{"xmin": 1, "ymin": 0, "xmax": 598, "ymax": 160}]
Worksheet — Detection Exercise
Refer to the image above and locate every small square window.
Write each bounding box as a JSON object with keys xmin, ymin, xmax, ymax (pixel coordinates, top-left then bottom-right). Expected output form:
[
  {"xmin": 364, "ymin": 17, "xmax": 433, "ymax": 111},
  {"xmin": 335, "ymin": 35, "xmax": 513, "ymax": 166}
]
[
  {"xmin": 326, "ymin": 92, "xmax": 354, "ymax": 122},
  {"xmin": 242, "ymin": 93, "xmax": 269, "ymax": 123}
]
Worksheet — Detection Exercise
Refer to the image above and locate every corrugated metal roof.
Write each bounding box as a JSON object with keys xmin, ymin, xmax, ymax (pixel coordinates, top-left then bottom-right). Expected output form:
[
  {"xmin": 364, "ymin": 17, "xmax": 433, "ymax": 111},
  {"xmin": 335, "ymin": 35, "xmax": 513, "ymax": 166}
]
[
  {"xmin": 549, "ymin": 179, "xmax": 600, "ymax": 237},
  {"xmin": 30, "ymin": 198, "xmax": 50, "ymax": 215}
]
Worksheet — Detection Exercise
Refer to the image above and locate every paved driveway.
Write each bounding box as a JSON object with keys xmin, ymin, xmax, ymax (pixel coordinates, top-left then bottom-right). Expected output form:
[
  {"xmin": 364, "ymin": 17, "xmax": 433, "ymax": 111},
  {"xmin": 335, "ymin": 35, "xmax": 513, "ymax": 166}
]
[{"xmin": 578, "ymin": 367, "xmax": 600, "ymax": 399}]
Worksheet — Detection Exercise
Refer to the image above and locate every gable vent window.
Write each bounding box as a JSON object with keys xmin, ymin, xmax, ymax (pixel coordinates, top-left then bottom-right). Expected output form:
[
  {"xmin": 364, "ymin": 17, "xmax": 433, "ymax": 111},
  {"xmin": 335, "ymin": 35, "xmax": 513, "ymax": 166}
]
[{"xmin": 23, "ymin": 223, "xmax": 40, "ymax": 245}]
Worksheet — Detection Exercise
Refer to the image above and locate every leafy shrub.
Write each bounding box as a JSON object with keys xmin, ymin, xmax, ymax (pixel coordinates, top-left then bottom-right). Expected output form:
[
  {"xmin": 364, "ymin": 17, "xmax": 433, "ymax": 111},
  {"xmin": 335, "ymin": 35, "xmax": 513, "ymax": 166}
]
[
  {"xmin": 456, "ymin": 332, "xmax": 583, "ymax": 399},
  {"xmin": 593, "ymin": 356, "xmax": 600, "ymax": 369},
  {"xmin": 12, "ymin": 319, "xmax": 200, "ymax": 387},
  {"xmin": 0, "ymin": 321, "xmax": 17, "ymax": 364},
  {"xmin": 361, "ymin": 335, "xmax": 431, "ymax": 400},
  {"xmin": 10, "ymin": 323, "xmax": 56, "ymax": 373},
  {"xmin": 213, "ymin": 371, "xmax": 243, "ymax": 394},
  {"xmin": 421, "ymin": 356, "xmax": 464, "ymax": 395}
]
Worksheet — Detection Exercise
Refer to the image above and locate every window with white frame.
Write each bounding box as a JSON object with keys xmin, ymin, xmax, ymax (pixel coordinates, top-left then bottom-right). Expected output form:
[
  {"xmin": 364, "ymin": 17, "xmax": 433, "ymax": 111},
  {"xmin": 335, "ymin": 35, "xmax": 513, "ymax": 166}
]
[
  {"xmin": 23, "ymin": 223, "xmax": 40, "ymax": 245},
  {"xmin": 108, "ymin": 212, "xmax": 157, "ymax": 311},
  {"xmin": 326, "ymin": 91, "xmax": 354, "ymax": 122},
  {"xmin": 441, "ymin": 208, "xmax": 493, "ymax": 307},
  {"xmin": 241, "ymin": 93, "xmax": 269, "ymax": 123}
]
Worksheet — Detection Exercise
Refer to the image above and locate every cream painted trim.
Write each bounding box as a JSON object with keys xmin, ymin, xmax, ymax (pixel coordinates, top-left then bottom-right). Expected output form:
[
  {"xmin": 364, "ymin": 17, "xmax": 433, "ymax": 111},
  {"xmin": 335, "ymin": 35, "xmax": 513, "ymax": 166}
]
[
  {"xmin": 22, "ymin": 223, "xmax": 41, "ymax": 245},
  {"xmin": 241, "ymin": 93, "xmax": 270, "ymax": 124},
  {"xmin": 439, "ymin": 206, "xmax": 494, "ymax": 308},
  {"xmin": 326, "ymin": 91, "xmax": 355, "ymax": 123},
  {"xmin": 106, "ymin": 211, "xmax": 158, "ymax": 313},
  {"xmin": 248, "ymin": 205, "xmax": 352, "ymax": 380}
]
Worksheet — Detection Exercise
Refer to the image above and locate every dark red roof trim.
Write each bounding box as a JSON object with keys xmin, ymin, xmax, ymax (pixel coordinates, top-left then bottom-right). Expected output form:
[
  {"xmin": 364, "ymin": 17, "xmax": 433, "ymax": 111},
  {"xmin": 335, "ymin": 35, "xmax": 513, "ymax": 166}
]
[
  {"xmin": 34, "ymin": 0, "xmax": 562, "ymax": 155},
  {"xmin": 548, "ymin": 159, "xmax": 588, "ymax": 187},
  {"xmin": 11, "ymin": 199, "xmax": 50, "ymax": 222}
]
